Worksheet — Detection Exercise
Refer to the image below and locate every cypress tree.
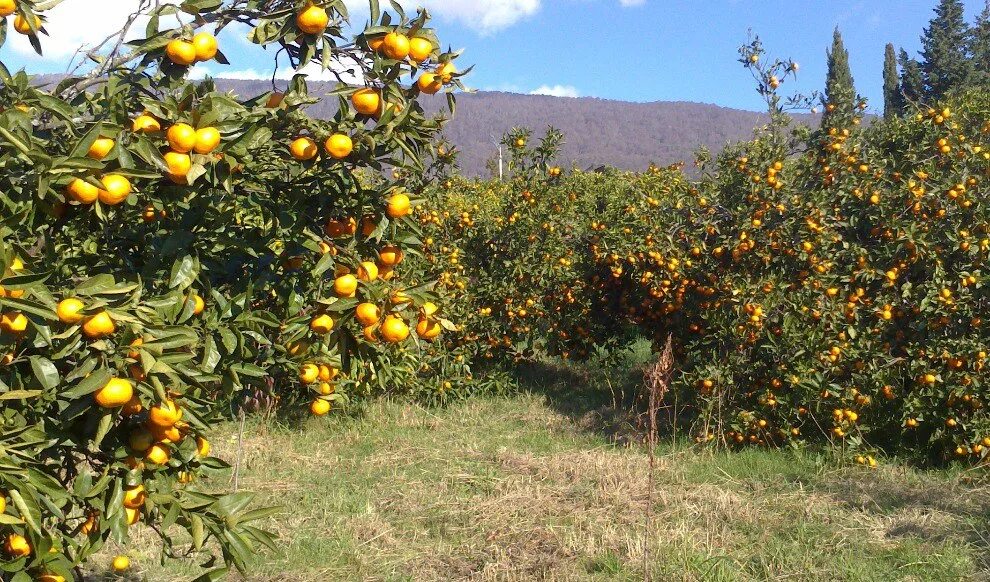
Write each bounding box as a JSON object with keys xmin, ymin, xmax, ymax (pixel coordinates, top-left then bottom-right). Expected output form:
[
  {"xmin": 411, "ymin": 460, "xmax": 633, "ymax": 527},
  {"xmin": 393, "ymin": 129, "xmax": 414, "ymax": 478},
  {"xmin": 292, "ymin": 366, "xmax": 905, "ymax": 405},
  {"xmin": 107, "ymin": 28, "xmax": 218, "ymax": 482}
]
[
  {"xmin": 823, "ymin": 28, "xmax": 856, "ymax": 126},
  {"xmin": 971, "ymin": 1, "xmax": 990, "ymax": 88},
  {"xmin": 883, "ymin": 43, "xmax": 901, "ymax": 119},
  {"xmin": 919, "ymin": 0, "xmax": 971, "ymax": 100},
  {"xmin": 899, "ymin": 49, "xmax": 925, "ymax": 106}
]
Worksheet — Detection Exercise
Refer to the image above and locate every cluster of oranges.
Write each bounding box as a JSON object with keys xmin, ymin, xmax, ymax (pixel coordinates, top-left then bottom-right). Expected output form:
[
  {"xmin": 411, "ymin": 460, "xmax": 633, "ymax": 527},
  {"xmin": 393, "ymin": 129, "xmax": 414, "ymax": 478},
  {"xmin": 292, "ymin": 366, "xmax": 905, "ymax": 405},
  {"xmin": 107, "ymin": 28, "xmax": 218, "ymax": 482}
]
[
  {"xmin": 1, "ymin": 0, "xmax": 465, "ymax": 577},
  {"xmin": 418, "ymin": 88, "xmax": 988, "ymax": 463},
  {"xmin": 165, "ymin": 32, "xmax": 219, "ymax": 67}
]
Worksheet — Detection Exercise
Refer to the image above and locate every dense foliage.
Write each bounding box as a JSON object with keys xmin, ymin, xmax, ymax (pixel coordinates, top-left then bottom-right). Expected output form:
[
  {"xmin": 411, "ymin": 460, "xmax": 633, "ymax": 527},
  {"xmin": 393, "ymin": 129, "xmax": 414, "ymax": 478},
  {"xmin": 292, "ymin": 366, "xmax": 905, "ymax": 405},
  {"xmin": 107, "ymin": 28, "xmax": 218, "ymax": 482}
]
[
  {"xmin": 415, "ymin": 52, "xmax": 989, "ymax": 467},
  {"xmin": 0, "ymin": 0, "xmax": 463, "ymax": 578}
]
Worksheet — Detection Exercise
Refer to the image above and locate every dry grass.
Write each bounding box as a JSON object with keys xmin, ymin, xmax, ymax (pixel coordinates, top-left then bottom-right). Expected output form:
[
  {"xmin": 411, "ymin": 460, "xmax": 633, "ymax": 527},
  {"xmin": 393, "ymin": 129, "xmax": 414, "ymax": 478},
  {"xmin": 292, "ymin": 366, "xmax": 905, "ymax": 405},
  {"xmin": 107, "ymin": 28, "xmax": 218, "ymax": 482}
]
[{"xmin": 87, "ymin": 392, "xmax": 990, "ymax": 581}]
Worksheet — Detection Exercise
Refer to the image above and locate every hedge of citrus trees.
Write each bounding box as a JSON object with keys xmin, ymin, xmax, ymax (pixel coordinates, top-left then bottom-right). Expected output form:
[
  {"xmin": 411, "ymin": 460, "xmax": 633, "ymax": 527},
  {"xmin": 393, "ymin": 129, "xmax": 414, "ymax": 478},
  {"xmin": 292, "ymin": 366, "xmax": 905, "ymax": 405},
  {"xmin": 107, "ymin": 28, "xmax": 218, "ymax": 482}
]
[
  {"xmin": 414, "ymin": 50, "xmax": 988, "ymax": 467},
  {"xmin": 0, "ymin": 0, "xmax": 464, "ymax": 578}
]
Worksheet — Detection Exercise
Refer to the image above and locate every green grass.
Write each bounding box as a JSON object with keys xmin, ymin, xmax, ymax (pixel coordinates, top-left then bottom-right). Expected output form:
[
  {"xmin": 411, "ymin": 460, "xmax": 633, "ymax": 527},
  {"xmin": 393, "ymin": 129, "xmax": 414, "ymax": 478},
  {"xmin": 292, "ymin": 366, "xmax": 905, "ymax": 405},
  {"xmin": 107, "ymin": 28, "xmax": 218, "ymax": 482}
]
[{"xmin": 88, "ymin": 366, "xmax": 990, "ymax": 581}]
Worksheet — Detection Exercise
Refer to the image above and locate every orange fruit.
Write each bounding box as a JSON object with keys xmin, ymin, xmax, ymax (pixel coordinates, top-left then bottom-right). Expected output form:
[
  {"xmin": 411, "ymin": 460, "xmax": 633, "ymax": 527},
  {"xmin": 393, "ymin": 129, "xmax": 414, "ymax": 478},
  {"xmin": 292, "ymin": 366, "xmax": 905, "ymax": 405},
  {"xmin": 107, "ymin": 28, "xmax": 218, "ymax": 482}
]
[
  {"xmin": 56, "ymin": 298, "xmax": 85, "ymax": 324},
  {"xmin": 132, "ymin": 114, "xmax": 161, "ymax": 133},
  {"xmin": 391, "ymin": 290, "xmax": 412, "ymax": 305},
  {"xmin": 382, "ymin": 32, "xmax": 410, "ymax": 60},
  {"xmin": 379, "ymin": 245, "xmax": 404, "ymax": 267},
  {"xmin": 194, "ymin": 127, "xmax": 221, "ymax": 154},
  {"xmin": 149, "ymin": 423, "xmax": 182, "ymax": 443},
  {"xmin": 165, "ymin": 39, "xmax": 196, "ymax": 66},
  {"xmin": 167, "ymin": 123, "xmax": 197, "ymax": 153},
  {"xmin": 0, "ymin": 312, "xmax": 27, "ymax": 334},
  {"xmin": 98, "ymin": 175, "xmax": 132, "ymax": 205},
  {"xmin": 357, "ymin": 261, "xmax": 378, "ymax": 282},
  {"xmin": 356, "ymin": 303, "xmax": 380, "ymax": 326},
  {"xmin": 196, "ymin": 436, "xmax": 210, "ymax": 456},
  {"xmin": 417, "ymin": 73, "xmax": 441, "ymax": 95},
  {"xmin": 296, "ymin": 4, "xmax": 329, "ymax": 34},
  {"xmin": 145, "ymin": 444, "xmax": 170, "ymax": 465},
  {"xmin": 0, "ymin": 1, "xmax": 15, "ymax": 18},
  {"xmin": 67, "ymin": 178, "xmax": 100, "ymax": 204},
  {"xmin": 94, "ymin": 378, "xmax": 134, "ymax": 408},
  {"xmin": 380, "ymin": 315, "xmax": 409, "ymax": 343},
  {"xmin": 148, "ymin": 399, "xmax": 182, "ymax": 428},
  {"xmin": 87, "ymin": 137, "xmax": 115, "ymax": 160},
  {"xmin": 310, "ymin": 398, "xmax": 331, "ymax": 416},
  {"xmin": 360, "ymin": 216, "xmax": 378, "ymax": 237},
  {"xmin": 437, "ymin": 61, "xmax": 457, "ymax": 83},
  {"xmin": 334, "ymin": 274, "xmax": 358, "ymax": 297},
  {"xmin": 79, "ymin": 513, "xmax": 97, "ymax": 535},
  {"xmin": 128, "ymin": 427, "xmax": 153, "ymax": 453},
  {"xmin": 416, "ymin": 318, "xmax": 441, "ymax": 341},
  {"xmin": 112, "ymin": 555, "xmax": 130, "ymax": 573},
  {"xmin": 324, "ymin": 133, "xmax": 353, "ymax": 159},
  {"xmin": 363, "ymin": 325, "xmax": 378, "ymax": 343},
  {"xmin": 122, "ymin": 484, "xmax": 146, "ymax": 508},
  {"xmin": 192, "ymin": 32, "xmax": 218, "ymax": 61},
  {"xmin": 310, "ymin": 314, "xmax": 334, "ymax": 334},
  {"xmin": 3, "ymin": 533, "xmax": 30, "ymax": 557},
  {"xmin": 409, "ymin": 37, "xmax": 433, "ymax": 62},
  {"xmin": 290, "ymin": 137, "xmax": 318, "ymax": 161},
  {"xmin": 124, "ymin": 507, "xmax": 140, "ymax": 525},
  {"xmin": 299, "ymin": 363, "xmax": 319, "ymax": 384},
  {"xmin": 367, "ymin": 34, "xmax": 386, "ymax": 52},
  {"xmin": 351, "ymin": 88, "xmax": 381, "ymax": 116},
  {"xmin": 129, "ymin": 364, "xmax": 146, "ymax": 382},
  {"xmin": 127, "ymin": 337, "xmax": 144, "ymax": 360},
  {"xmin": 192, "ymin": 294, "xmax": 205, "ymax": 315},
  {"xmin": 121, "ymin": 395, "xmax": 144, "ymax": 416},
  {"xmin": 318, "ymin": 382, "xmax": 334, "ymax": 395},
  {"xmin": 164, "ymin": 151, "xmax": 191, "ymax": 177},
  {"xmin": 12, "ymin": 14, "xmax": 39, "ymax": 35},
  {"xmin": 318, "ymin": 364, "xmax": 337, "ymax": 382},
  {"xmin": 386, "ymin": 192, "xmax": 411, "ymax": 218},
  {"xmin": 265, "ymin": 92, "xmax": 285, "ymax": 108}
]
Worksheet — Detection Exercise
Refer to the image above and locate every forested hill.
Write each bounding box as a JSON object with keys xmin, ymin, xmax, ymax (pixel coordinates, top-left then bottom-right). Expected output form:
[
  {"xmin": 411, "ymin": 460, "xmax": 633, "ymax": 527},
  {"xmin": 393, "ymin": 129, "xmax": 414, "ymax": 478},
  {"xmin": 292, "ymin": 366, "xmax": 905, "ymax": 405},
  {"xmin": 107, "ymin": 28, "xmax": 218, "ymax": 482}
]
[
  {"xmin": 210, "ymin": 80, "xmax": 818, "ymax": 176},
  {"xmin": 37, "ymin": 75, "xmax": 815, "ymax": 175}
]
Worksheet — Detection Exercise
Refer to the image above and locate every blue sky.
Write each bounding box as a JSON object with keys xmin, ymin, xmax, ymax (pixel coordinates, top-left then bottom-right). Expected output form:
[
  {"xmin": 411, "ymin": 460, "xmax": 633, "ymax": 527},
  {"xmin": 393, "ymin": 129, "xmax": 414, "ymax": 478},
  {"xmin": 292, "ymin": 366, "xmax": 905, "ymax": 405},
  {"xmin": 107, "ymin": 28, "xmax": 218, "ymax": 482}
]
[{"xmin": 2, "ymin": 1, "xmax": 987, "ymax": 112}]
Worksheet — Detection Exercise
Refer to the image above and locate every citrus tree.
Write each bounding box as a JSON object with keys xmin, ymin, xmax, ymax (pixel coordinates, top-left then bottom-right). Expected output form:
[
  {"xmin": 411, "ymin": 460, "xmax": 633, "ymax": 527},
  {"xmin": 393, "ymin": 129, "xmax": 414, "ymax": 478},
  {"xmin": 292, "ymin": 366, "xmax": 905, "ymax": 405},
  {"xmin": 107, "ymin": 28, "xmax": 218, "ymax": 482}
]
[
  {"xmin": 0, "ymin": 0, "xmax": 463, "ymax": 578},
  {"xmin": 418, "ymin": 40, "xmax": 988, "ymax": 466}
]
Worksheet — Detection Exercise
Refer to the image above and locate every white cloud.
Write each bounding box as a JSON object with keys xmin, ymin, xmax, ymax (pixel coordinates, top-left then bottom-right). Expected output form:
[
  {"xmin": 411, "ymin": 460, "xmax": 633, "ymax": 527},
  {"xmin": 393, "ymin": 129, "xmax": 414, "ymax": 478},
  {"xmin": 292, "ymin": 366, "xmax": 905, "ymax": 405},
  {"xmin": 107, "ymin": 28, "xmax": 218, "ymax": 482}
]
[
  {"xmin": 201, "ymin": 58, "xmax": 365, "ymax": 84},
  {"xmin": 619, "ymin": 0, "xmax": 646, "ymax": 6},
  {"xmin": 345, "ymin": 0, "xmax": 541, "ymax": 34},
  {"xmin": 7, "ymin": 0, "xmax": 182, "ymax": 61},
  {"xmin": 8, "ymin": 0, "xmax": 537, "ymax": 69},
  {"xmin": 530, "ymin": 84, "xmax": 580, "ymax": 98}
]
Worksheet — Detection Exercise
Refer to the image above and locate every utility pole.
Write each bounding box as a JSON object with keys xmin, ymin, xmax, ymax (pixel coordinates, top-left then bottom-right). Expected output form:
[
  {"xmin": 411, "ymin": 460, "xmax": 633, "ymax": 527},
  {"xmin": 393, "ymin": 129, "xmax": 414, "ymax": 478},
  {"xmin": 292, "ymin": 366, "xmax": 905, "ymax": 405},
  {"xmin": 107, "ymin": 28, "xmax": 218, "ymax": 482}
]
[{"xmin": 491, "ymin": 134, "xmax": 503, "ymax": 181}]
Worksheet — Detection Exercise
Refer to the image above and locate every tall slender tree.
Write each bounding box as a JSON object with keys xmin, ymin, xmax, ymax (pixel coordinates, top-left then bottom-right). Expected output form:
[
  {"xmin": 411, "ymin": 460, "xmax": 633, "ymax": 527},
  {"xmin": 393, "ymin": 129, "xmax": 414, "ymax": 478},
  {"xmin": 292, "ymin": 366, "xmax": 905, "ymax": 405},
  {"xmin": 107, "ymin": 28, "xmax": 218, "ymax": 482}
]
[
  {"xmin": 883, "ymin": 43, "xmax": 901, "ymax": 119},
  {"xmin": 899, "ymin": 49, "xmax": 925, "ymax": 106},
  {"xmin": 971, "ymin": 1, "xmax": 990, "ymax": 88},
  {"xmin": 823, "ymin": 28, "xmax": 856, "ymax": 126},
  {"xmin": 919, "ymin": 0, "xmax": 971, "ymax": 100}
]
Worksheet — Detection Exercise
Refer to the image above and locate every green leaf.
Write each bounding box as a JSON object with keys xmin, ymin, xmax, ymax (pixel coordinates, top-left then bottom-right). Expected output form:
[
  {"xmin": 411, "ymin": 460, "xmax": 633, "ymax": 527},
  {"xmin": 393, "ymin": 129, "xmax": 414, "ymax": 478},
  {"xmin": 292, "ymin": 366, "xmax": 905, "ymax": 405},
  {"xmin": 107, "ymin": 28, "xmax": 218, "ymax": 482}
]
[
  {"xmin": 191, "ymin": 513, "xmax": 205, "ymax": 550},
  {"xmin": 0, "ymin": 390, "xmax": 42, "ymax": 400},
  {"xmin": 28, "ymin": 356, "xmax": 59, "ymax": 390},
  {"xmin": 61, "ymin": 368, "xmax": 112, "ymax": 400},
  {"xmin": 169, "ymin": 254, "xmax": 198, "ymax": 289}
]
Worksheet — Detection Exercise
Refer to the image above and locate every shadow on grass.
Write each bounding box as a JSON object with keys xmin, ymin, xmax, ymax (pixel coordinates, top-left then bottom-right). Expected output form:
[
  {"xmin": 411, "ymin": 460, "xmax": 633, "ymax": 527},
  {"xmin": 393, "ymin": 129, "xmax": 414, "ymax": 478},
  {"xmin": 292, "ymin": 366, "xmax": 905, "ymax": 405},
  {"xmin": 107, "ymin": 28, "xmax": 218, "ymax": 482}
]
[
  {"xmin": 816, "ymin": 467, "xmax": 990, "ymax": 568},
  {"xmin": 510, "ymin": 339, "xmax": 657, "ymax": 444}
]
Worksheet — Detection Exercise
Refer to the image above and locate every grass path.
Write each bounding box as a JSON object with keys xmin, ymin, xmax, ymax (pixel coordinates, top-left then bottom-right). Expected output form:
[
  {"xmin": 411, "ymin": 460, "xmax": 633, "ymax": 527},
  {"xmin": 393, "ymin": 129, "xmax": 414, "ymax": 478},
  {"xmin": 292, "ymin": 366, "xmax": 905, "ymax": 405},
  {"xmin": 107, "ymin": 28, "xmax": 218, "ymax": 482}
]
[{"xmin": 88, "ymin": 390, "xmax": 990, "ymax": 581}]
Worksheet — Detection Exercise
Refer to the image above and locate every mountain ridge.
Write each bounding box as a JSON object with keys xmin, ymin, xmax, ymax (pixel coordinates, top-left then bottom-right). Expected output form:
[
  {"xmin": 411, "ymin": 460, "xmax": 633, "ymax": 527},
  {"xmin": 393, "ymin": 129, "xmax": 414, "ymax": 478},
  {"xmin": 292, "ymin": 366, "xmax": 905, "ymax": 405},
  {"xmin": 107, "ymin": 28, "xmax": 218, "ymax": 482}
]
[{"xmin": 35, "ymin": 75, "xmax": 816, "ymax": 175}]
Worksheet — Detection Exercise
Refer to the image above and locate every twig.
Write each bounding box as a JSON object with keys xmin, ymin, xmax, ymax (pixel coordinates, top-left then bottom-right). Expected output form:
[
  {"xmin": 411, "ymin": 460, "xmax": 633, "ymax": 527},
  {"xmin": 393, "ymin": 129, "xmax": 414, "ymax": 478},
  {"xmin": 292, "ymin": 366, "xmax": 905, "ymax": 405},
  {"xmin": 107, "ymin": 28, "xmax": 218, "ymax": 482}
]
[
  {"xmin": 642, "ymin": 334, "xmax": 674, "ymax": 581},
  {"xmin": 233, "ymin": 407, "xmax": 246, "ymax": 492}
]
